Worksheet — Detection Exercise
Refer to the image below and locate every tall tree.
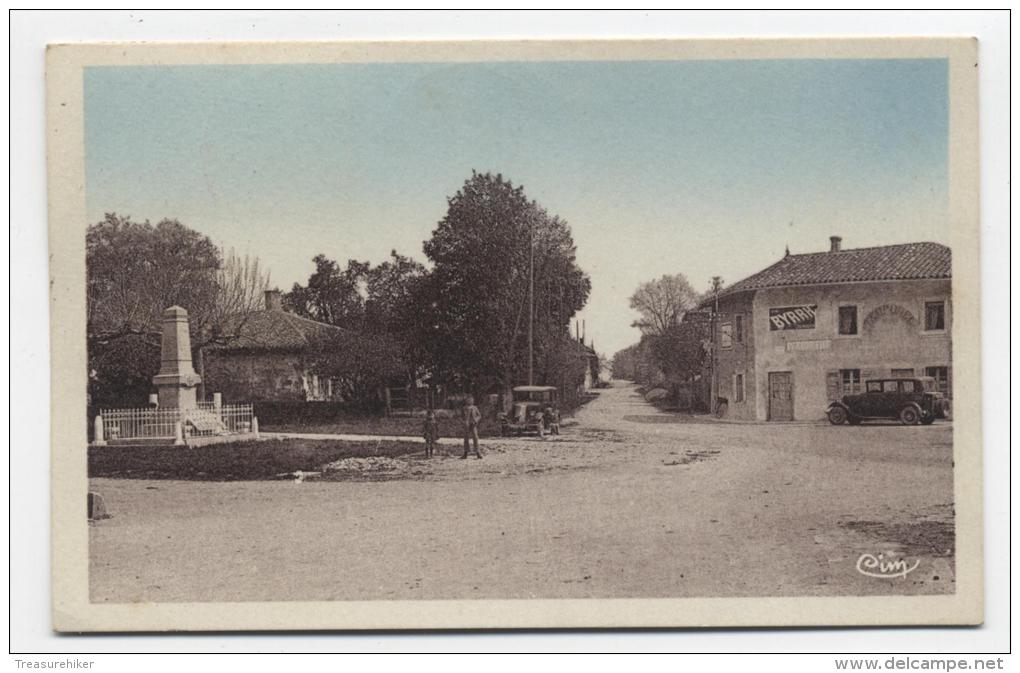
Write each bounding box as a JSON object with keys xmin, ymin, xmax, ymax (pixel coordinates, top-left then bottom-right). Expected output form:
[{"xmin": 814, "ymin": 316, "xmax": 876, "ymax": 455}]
[
  {"xmin": 629, "ymin": 274, "xmax": 700, "ymax": 335},
  {"xmin": 364, "ymin": 250, "xmax": 427, "ymax": 335},
  {"xmin": 419, "ymin": 171, "xmax": 591, "ymax": 396},
  {"xmin": 284, "ymin": 255, "xmax": 370, "ymax": 331},
  {"xmin": 87, "ymin": 214, "xmax": 221, "ymax": 347}
]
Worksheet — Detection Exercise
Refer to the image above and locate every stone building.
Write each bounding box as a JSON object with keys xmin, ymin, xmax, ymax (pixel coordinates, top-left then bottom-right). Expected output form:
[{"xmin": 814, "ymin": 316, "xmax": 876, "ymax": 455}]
[
  {"xmin": 705, "ymin": 237, "xmax": 952, "ymax": 421},
  {"xmin": 202, "ymin": 290, "xmax": 346, "ymax": 403}
]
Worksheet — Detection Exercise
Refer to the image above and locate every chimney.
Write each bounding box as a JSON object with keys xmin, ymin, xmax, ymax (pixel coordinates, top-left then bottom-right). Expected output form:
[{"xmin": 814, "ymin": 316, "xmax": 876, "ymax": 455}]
[
  {"xmin": 264, "ymin": 289, "xmax": 283, "ymax": 311},
  {"xmin": 829, "ymin": 235, "xmax": 843, "ymax": 252}
]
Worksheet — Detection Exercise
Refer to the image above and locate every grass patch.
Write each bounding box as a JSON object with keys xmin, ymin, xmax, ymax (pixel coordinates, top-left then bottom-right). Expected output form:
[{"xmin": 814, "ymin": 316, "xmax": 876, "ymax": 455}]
[{"xmin": 88, "ymin": 438, "xmax": 422, "ymax": 481}]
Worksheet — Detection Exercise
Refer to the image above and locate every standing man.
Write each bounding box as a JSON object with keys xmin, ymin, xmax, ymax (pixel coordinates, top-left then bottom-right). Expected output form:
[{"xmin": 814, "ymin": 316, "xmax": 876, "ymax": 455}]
[{"xmin": 461, "ymin": 395, "xmax": 483, "ymax": 459}]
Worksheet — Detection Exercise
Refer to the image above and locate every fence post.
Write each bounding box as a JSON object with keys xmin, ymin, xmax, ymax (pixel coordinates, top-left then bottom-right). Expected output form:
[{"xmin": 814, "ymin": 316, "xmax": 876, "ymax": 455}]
[
  {"xmin": 252, "ymin": 415, "xmax": 260, "ymax": 439},
  {"xmin": 93, "ymin": 415, "xmax": 106, "ymax": 446},
  {"xmin": 173, "ymin": 421, "xmax": 185, "ymax": 446}
]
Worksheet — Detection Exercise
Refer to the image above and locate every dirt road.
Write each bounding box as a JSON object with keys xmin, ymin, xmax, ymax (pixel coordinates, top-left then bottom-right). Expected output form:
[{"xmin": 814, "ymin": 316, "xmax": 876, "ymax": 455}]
[{"xmin": 89, "ymin": 381, "xmax": 954, "ymax": 602}]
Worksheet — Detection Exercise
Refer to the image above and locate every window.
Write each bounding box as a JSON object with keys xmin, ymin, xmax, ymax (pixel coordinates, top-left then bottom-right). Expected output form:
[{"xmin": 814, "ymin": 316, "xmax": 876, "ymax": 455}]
[
  {"xmin": 925, "ymin": 366, "xmax": 951, "ymax": 396},
  {"xmin": 925, "ymin": 301, "xmax": 946, "ymax": 331},
  {"xmin": 891, "ymin": 368, "xmax": 915, "ymax": 378},
  {"xmin": 720, "ymin": 322, "xmax": 732, "ymax": 349},
  {"xmin": 866, "ymin": 381, "xmax": 883, "ymax": 393},
  {"xmin": 733, "ymin": 373, "xmax": 745, "ymax": 403},
  {"xmin": 882, "ymin": 381, "xmax": 899, "ymax": 393},
  {"xmin": 838, "ymin": 305, "xmax": 858, "ymax": 335},
  {"xmin": 839, "ymin": 369, "xmax": 861, "ymax": 395},
  {"xmin": 734, "ymin": 315, "xmax": 744, "ymax": 344}
]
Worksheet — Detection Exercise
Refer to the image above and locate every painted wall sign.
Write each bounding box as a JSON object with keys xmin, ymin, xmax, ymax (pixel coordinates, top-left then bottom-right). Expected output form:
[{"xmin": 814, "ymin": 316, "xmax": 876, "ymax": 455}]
[
  {"xmin": 862, "ymin": 303, "xmax": 916, "ymax": 332},
  {"xmin": 786, "ymin": 339, "xmax": 831, "ymax": 352},
  {"xmin": 769, "ymin": 305, "xmax": 817, "ymax": 331}
]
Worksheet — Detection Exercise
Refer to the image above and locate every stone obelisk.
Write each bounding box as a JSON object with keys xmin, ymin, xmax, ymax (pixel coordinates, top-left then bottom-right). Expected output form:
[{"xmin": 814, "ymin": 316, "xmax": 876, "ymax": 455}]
[{"xmin": 152, "ymin": 306, "xmax": 201, "ymax": 409}]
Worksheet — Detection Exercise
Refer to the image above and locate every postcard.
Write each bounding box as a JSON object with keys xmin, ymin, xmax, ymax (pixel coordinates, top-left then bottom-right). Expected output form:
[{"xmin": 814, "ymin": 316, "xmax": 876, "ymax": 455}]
[{"xmin": 47, "ymin": 37, "xmax": 981, "ymax": 631}]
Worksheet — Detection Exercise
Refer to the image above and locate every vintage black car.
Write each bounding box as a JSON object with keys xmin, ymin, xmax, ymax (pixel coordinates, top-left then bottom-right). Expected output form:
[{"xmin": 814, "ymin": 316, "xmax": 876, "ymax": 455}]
[
  {"xmin": 497, "ymin": 386, "xmax": 558, "ymax": 436},
  {"xmin": 827, "ymin": 377, "xmax": 949, "ymax": 426}
]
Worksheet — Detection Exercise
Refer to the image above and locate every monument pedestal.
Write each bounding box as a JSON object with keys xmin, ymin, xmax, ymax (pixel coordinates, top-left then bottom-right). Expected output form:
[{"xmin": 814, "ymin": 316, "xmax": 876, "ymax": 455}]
[{"xmin": 153, "ymin": 305, "xmax": 201, "ymax": 410}]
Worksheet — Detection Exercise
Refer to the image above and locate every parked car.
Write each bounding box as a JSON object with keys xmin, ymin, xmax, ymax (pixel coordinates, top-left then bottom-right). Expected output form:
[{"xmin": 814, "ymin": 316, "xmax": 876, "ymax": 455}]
[
  {"xmin": 827, "ymin": 376, "xmax": 949, "ymax": 426},
  {"xmin": 498, "ymin": 385, "xmax": 558, "ymax": 436}
]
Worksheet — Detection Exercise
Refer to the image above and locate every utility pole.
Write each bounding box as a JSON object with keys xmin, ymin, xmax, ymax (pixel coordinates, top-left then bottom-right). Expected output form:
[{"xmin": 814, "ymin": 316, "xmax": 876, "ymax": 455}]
[{"xmin": 528, "ymin": 213, "xmax": 535, "ymax": 387}]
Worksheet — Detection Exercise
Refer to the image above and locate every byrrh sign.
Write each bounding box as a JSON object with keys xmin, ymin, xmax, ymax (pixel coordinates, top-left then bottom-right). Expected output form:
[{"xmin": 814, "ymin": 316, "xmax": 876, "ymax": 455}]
[{"xmin": 769, "ymin": 305, "xmax": 817, "ymax": 331}]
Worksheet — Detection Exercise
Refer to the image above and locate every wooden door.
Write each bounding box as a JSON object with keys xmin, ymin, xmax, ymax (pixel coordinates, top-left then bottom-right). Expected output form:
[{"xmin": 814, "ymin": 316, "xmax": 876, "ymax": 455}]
[{"xmin": 768, "ymin": 371, "xmax": 794, "ymax": 421}]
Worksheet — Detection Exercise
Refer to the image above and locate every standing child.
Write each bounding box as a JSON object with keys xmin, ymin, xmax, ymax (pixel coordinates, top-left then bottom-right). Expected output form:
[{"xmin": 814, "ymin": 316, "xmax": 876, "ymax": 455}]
[
  {"xmin": 422, "ymin": 410, "xmax": 439, "ymax": 458},
  {"xmin": 549, "ymin": 406, "xmax": 561, "ymax": 435}
]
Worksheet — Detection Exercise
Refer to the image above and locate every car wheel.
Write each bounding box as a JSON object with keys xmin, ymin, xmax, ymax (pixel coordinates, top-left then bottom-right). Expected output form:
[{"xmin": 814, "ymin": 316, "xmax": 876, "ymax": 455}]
[
  {"xmin": 899, "ymin": 406, "xmax": 920, "ymax": 425},
  {"xmin": 827, "ymin": 406, "xmax": 848, "ymax": 425}
]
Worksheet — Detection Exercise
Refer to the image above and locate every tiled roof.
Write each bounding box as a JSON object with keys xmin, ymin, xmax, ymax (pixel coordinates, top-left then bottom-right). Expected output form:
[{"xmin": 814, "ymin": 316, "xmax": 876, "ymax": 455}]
[
  {"xmin": 211, "ymin": 309, "xmax": 347, "ymax": 352},
  {"xmin": 714, "ymin": 242, "xmax": 951, "ymax": 299}
]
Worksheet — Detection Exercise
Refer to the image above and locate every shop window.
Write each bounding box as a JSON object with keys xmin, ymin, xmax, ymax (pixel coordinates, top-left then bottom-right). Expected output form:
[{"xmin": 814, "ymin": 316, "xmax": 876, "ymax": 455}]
[
  {"xmin": 925, "ymin": 301, "xmax": 946, "ymax": 331},
  {"xmin": 734, "ymin": 315, "xmax": 744, "ymax": 343},
  {"xmin": 733, "ymin": 373, "xmax": 745, "ymax": 402},
  {"xmin": 925, "ymin": 366, "xmax": 951, "ymax": 397},
  {"xmin": 838, "ymin": 305, "xmax": 858, "ymax": 335},
  {"xmin": 720, "ymin": 322, "xmax": 732, "ymax": 349},
  {"xmin": 840, "ymin": 369, "xmax": 861, "ymax": 395}
]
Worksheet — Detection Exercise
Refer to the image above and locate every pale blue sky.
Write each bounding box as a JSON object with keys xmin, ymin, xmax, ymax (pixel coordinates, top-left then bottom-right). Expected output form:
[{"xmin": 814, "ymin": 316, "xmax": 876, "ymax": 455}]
[{"xmin": 84, "ymin": 59, "xmax": 948, "ymax": 355}]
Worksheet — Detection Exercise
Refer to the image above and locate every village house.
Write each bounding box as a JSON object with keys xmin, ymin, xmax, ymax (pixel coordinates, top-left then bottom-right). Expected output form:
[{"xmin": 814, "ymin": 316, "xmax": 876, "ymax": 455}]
[
  {"xmin": 705, "ymin": 236, "xmax": 952, "ymax": 421},
  {"xmin": 202, "ymin": 289, "xmax": 346, "ymax": 403}
]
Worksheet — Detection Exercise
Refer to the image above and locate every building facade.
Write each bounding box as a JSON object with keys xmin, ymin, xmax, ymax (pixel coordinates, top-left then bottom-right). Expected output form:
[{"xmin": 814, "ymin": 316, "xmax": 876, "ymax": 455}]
[
  {"xmin": 708, "ymin": 238, "xmax": 952, "ymax": 421},
  {"xmin": 202, "ymin": 290, "xmax": 346, "ymax": 403}
]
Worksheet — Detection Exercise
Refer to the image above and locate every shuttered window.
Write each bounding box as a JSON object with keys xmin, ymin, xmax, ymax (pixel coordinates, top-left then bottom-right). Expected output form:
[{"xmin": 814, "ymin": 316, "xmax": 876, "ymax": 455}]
[
  {"xmin": 838, "ymin": 305, "xmax": 858, "ymax": 335},
  {"xmin": 826, "ymin": 371, "xmax": 841, "ymax": 401}
]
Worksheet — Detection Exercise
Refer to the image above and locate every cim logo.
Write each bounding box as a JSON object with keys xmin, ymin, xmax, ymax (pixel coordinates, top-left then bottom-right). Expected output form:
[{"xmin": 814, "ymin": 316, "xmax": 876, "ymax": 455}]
[
  {"xmin": 855, "ymin": 552, "xmax": 920, "ymax": 579},
  {"xmin": 768, "ymin": 305, "xmax": 817, "ymax": 331}
]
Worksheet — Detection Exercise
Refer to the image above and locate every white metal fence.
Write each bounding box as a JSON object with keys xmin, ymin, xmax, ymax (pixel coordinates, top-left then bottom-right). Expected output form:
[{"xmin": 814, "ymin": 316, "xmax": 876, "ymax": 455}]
[
  {"xmin": 96, "ymin": 403, "xmax": 255, "ymax": 444},
  {"xmin": 98, "ymin": 407, "xmax": 181, "ymax": 441}
]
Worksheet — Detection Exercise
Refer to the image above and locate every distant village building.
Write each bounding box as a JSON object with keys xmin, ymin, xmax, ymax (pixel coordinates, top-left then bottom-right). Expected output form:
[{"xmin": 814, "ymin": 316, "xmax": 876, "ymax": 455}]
[
  {"xmin": 203, "ymin": 290, "xmax": 345, "ymax": 402},
  {"xmin": 705, "ymin": 237, "xmax": 951, "ymax": 421},
  {"xmin": 580, "ymin": 340, "xmax": 600, "ymax": 391}
]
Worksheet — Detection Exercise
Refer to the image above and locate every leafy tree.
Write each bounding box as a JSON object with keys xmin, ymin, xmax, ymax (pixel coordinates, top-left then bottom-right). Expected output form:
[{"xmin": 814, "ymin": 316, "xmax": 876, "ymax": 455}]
[
  {"xmin": 418, "ymin": 171, "xmax": 591, "ymax": 397},
  {"xmin": 86, "ymin": 214, "xmax": 270, "ymax": 407},
  {"xmin": 644, "ymin": 312, "xmax": 711, "ymax": 382},
  {"xmin": 364, "ymin": 250, "xmax": 427, "ymax": 335},
  {"xmin": 629, "ymin": 274, "xmax": 700, "ymax": 335},
  {"xmin": 611, "ymin": 342, "xmax": 657, "ymax": 384},
  {"xmin": 305, "ymin": 330, "xmax": 407, "ymax": 411},
  {"xmin": 87, "ymin": 214, "xmax": 221, "ymax": 347},
  {"xmin": 284, "ymin": 255, "xmax": 370, "ymax": 331}
]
